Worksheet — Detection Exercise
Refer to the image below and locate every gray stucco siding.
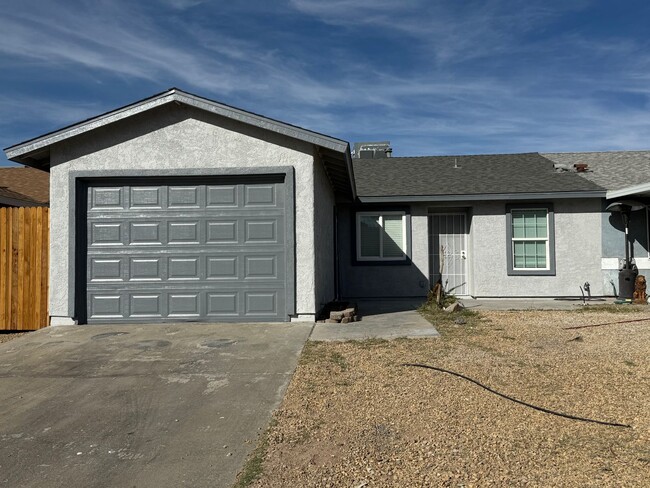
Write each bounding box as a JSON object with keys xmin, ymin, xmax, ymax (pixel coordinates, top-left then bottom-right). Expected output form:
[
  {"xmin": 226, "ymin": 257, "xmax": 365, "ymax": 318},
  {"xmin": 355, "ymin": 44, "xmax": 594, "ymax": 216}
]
[
  {"xmin": 469, "ymin": 199, "xmax": 604, "ymax": 297},
  {"xmin": 313, "ymin": 155, "xmax": 336, "ymax": 312},
  {"xmin": 49, "ymin": 104, "xmax": 323, "ymax": 323},
  {"xmin": 337, "ymin": 204, "xmax": 430, "ymax": 299}
]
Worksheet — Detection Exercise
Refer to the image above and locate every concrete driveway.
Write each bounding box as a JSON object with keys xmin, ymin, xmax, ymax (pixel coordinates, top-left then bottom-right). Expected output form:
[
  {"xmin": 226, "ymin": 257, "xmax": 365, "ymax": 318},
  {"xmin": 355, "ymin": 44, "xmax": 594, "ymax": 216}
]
[{"xmin": 0, "ymin": 322, "xmax": 311, "ymax": 488}]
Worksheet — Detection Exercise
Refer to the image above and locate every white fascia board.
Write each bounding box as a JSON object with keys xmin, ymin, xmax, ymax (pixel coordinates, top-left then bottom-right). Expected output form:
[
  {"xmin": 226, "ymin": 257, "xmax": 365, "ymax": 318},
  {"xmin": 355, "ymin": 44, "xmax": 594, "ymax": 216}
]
[
  {"xmin": 5, "ymin": 89, "xmax": 349, "ymax": 160},
  {"xmin": 606, "ymin": 183, "xmax": 650, "ymax": 200}
]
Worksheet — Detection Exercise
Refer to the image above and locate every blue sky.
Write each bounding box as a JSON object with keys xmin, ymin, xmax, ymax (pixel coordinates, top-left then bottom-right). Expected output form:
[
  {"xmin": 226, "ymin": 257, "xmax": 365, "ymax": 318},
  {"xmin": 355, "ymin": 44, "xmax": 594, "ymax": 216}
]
[{"xmin": 2, "ymin": 0, "xmax": 650, "ymax": 166}]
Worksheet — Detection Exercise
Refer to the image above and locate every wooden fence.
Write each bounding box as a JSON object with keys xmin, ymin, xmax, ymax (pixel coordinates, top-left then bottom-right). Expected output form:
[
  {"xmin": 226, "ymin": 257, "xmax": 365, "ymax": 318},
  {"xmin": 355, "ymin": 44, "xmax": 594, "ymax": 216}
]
[{"xmin": 0, "ymin": 207, "xmax": 49, "ymax": 330}]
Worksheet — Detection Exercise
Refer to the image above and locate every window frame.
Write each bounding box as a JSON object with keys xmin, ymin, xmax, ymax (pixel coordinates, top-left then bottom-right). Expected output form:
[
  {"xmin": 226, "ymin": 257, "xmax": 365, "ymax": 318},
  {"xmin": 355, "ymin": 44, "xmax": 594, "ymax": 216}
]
[
  {"xmin": 506, "ymin": 203, "xmax": 556, "ymax": 276},
  {"xmin": 355, "ymin": 210, "xmax": 409, "ymax": 262}
]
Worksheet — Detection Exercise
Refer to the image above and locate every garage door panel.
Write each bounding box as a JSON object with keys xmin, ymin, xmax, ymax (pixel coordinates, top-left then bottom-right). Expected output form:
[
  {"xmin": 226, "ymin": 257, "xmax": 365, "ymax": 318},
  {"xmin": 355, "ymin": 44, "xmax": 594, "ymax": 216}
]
[
  {"xmin": 89, "ymin": 295, "xmax": 124, "ymax": 319},
  {"xmin": 244, "ymin": 184, "xmax": 276, "ymax": 207},
  {"xmin": 207, "ymin": 221, "xmax": 238, "ymax": 243},
  {"xmin": 86, "ymin": 178, "xmax": 287, "ymax": 323},
  {"xmin": 130, "ymin": 222, "xmax": 163, "ymax": 245},
  {"xmin": 130, "ymin": 294, "xmax": 163, "ymax": 318},
  {"xmin": 130, "ymin": 257, "xmax": 163, "ymax": 281},
  {"xmin": 130, "ymin": 186, "xmax": 163, "ymax": 208},
  {"xmin": 90, "ymin": 222, "xmax": 124, "ymax": 246},
  {"xmin": 207, "ymin": 256, "xmax": 238, "ymax": 280},
  {"xmin": 168, "ymin": 186, "xmax": 201, "ymax": 208},
  {"xmin": 168, "ymin": 221, "xmax": 200, "ymax": 244},
  {"xmin": 89, "ymin": 258, "xmax": 123, "ymax": 282},
  {"xmin": 90, "ymin": 187, "xmax": 125, "ymax": 209},
  {"xmin": 207, "ymin": 292, "xmax": 239, "ymax": 316},
  {"xmin": 207, "ymin": 185, "xmax": 238, "ymax": 207},
  {"xmin": 245, "ymin": 291, "xmax": 278, "ymax": 315}
]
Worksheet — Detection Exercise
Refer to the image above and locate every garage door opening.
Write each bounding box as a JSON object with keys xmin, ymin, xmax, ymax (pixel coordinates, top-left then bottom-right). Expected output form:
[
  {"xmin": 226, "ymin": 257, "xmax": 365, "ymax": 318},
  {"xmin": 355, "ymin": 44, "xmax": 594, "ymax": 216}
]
[{"xmin": 79, "ymin": 175, "xmax": 291, "ymax": 323}]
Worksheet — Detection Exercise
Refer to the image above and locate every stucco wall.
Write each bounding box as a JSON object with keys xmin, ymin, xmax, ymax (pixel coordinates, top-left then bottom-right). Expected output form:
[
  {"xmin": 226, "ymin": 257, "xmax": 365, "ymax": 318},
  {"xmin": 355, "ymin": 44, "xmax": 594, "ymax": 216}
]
[
  {"xmin": 470, "ymin": 199, "xmax": 604, "ymax": 297},
  {"xmin": 337, "ymin": 204, "xmax": 430, "ymax": 299},
  {"xmin": 313, "ymin": 155, "xmax": 336, "ymax": 312},
  {"xmin": 48, "ymin": 104, "xmax": 320, "ymax": 322}
]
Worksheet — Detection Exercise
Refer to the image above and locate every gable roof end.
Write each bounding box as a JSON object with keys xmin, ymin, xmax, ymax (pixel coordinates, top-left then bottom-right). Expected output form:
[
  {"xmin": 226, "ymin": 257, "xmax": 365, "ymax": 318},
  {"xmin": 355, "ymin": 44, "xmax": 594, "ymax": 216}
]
[{"xmin": 3, "ymin": 88, "xmax": 356, "ymax": 198}]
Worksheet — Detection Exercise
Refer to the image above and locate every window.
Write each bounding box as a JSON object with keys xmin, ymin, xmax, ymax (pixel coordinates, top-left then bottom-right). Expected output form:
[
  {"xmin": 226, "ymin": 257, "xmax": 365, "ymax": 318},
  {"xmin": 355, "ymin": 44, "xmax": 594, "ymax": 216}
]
[
  {"xmin": 506, "ymin": 204, "xmax": 555, "ymax": 275},
  {"xmin": 356, "ymin": 211, "xmax": 407, "ymax": 261}
]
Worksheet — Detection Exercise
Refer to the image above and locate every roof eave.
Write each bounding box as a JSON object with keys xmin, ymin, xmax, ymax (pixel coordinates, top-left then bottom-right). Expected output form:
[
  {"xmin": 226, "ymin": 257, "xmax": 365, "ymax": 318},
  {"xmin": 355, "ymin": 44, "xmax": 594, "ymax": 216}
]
[
  {"xmin": 606, "ymin": 183, "xmax": 650, "ymax": 200},
  {"xmin": 4, "ymin": 88, "xmax": 350, "ymax": 165},
  {"xmin": 358, "ymin": 190, "xmax": 607, "ymax": 203}
]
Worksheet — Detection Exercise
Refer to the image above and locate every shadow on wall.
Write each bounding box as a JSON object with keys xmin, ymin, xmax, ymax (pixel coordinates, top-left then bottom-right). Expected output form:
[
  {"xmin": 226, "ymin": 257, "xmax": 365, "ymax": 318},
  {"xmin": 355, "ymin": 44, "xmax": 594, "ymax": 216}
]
[
  {"xmin": 355, "ymin": 298, "xmax": 428, "ymax": 316},
  {"xmin": 607, "ymin": 211, "xmax": 649, "ymax": 261},
  {"xmin": 337, "ymin": 204, "xmax": 430, "ymax": 299}
]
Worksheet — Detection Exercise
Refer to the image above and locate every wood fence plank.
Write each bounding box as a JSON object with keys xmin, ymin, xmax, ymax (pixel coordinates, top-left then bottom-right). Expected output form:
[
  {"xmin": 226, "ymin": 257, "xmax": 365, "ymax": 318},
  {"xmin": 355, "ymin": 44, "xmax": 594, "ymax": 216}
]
[
  {"xmin": 0, "ymin": 207, "xmax": 49, "ymax": 330},
  {"xmin": 0, "ymin": 209, "xmax": 6, "ymax": 327},
  {"xmin": 33, "ymin": 208, "xmax": 42, "ymax": 328},
  {"xmin": 42, "ymin": 208, "xmax": 49, "ymax": 328}
]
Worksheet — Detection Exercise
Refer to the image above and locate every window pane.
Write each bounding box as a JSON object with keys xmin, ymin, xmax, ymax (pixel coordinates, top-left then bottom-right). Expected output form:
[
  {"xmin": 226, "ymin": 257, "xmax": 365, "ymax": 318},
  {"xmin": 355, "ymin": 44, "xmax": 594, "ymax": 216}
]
[
  {"xmin": 512, "ymin": 211, "xmax": 525, "ymax": 238},
  {"xmin": 359, "ymin": 215, "xmax": 380, "ymax": 257},
  {"xmin": 512, "ymin": 209, "xmax": 547, "ymax": 239},
  {"xmin": 383, "ymin": 215, "xmax": 404, "ymax": 257},
  {"xmin": 513, "ymin": 241, "xmax": 525, "ymax": 268},
  {"xmin": 536, "ymin": 242, "xmax": 547, "ymax": 267},
  {"xmin": 513, "ymin": 239, "xmax": 547, "ymax": 268}
]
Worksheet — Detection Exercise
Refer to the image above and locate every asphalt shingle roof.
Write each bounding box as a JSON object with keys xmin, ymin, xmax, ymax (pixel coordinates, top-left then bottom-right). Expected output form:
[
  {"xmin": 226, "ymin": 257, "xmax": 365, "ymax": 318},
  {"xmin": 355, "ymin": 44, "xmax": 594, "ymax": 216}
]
[
  {"xmin": 0, "ymin": 167, "xmax": 49, "ymax": 204},
  {"xmin": 541, "ymin": 151, "xmax": 650, "ymax": 192},
  {"xmin": 353, "ymin": 152, "xmax": 604, "ymax": 198}
]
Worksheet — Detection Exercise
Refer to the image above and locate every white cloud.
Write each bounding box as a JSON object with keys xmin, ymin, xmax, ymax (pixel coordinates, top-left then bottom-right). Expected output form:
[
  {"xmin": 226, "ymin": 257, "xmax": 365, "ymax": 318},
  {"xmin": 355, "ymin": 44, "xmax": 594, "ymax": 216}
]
[{"xmin": 1, "ymin": 0, "xmax": 649, "ymax": 159}]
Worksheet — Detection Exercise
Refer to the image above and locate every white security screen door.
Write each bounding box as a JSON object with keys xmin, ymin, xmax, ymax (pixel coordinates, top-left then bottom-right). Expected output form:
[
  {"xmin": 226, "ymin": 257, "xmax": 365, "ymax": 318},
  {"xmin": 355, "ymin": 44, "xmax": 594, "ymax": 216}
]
[{"xmin": 429, "ymin": 213, "xmax": 468, "ymax": 296}]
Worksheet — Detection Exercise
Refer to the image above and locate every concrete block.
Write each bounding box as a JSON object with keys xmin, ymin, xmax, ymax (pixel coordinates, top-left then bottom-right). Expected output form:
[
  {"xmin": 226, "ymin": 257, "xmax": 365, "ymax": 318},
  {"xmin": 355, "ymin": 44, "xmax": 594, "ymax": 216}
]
[{"xmin": 342, "ymin": 308, "xmax": 356, "ymax": 318}]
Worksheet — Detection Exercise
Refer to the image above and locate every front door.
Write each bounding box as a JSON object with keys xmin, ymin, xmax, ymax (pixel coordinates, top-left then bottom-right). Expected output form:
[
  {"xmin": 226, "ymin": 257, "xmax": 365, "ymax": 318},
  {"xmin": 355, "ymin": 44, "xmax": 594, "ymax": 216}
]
[{"xmin": 429, "ymin": 213, "xmax": 468, "ymax": 296}]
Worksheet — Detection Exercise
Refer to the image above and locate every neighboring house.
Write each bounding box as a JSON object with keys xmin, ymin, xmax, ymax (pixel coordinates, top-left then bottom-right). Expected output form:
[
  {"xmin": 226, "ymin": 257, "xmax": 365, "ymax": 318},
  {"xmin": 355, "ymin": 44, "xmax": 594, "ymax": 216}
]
[
  {"xmin": 0, "ymin": 167, "xmax": 49, "ymax": 207},
  {"xmin": 2, "ymin": 88, "xmax": 647, "ymax": 325}
]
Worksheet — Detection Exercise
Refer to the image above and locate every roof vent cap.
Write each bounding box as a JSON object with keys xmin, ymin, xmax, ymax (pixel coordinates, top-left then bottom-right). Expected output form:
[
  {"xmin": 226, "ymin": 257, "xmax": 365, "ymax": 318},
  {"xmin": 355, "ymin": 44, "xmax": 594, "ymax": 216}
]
[{"xmin": 353, "ymin": 141, "xmax": 392, "ymax": 159}]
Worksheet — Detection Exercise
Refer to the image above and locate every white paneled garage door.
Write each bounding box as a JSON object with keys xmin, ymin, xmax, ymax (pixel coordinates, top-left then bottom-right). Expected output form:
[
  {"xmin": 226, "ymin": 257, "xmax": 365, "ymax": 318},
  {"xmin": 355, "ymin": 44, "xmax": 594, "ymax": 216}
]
[{"xmin": 84, "ymin": 176, "xmax": 288, "ymax": 323}]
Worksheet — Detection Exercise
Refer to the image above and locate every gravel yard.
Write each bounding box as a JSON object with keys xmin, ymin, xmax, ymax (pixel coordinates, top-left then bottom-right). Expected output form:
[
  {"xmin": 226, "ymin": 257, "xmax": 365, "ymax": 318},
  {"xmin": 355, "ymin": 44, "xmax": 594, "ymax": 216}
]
[{"xmin": 239, "ymin": 307, "xmax": 650, "ymax": 487}]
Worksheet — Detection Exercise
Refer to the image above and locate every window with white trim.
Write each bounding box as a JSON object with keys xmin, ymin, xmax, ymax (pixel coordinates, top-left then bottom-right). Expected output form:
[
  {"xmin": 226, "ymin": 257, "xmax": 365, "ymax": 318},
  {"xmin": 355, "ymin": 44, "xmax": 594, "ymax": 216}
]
[
  {"xmin": 511, "ymin": 208, "xmax": 550, "ymax": 269},
  {"xmin": 356, "ymin": 211, "xmax": 407, "ymax": 261}
]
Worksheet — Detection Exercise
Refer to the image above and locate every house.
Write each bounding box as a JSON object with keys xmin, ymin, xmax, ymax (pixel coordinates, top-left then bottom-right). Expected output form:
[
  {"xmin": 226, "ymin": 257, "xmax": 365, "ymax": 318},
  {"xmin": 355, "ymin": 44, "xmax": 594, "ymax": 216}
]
[
  {"xmin": 3, "ymin": 88, "xmax": 647, "ymax": 325},
  {"xmin": 0, "ymin": 167, "xmax": 49, "ymax": 207}
]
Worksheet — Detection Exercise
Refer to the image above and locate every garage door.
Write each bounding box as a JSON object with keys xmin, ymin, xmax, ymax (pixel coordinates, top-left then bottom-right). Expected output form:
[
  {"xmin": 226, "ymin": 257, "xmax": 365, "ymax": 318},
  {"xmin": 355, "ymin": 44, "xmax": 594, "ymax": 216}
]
[{"xmin": 85, "ymin": 176, "xmax": 288, "ymax": 323}]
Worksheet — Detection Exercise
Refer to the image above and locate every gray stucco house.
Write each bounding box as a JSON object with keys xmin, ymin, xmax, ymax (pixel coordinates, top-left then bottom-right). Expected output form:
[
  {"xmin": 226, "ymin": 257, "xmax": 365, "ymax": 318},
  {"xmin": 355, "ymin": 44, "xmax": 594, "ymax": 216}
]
[{"xmin": 4, "ymin": 89, "xmax": 650, "ymax": 325}]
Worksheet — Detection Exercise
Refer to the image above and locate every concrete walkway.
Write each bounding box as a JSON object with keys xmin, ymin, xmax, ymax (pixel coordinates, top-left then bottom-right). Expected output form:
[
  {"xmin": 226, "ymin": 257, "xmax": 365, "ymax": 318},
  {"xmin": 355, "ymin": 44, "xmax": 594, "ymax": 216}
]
[
  {"xmin": 310, "ymin": 299, "xmax": 440, "ymax": 341},
  {"xmin": 459, "ymin": 297, "xmax": 616, "ymax": 310},
  {"xmin": 0, "ymin": 322, "xmax": 311, "ymax": 488}
]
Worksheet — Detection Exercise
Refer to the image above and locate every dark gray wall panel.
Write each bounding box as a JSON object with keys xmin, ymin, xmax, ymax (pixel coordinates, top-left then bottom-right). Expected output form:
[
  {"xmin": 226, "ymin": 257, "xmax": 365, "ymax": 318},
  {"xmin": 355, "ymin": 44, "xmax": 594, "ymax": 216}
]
[{"xmin": 86, "ymin": 177, "xmax": 287, "ymax": 323}]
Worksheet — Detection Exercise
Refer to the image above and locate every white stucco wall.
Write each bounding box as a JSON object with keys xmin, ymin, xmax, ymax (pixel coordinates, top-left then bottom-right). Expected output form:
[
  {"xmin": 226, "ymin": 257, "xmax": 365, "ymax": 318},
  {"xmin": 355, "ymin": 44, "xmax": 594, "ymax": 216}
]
[
  {"xmin": 48, "ymin": 104, "xmax": 322, "ymax": 323},
  {"xmin": 469, "ymin": 199, "xmax": 604, "ymax": 296}
]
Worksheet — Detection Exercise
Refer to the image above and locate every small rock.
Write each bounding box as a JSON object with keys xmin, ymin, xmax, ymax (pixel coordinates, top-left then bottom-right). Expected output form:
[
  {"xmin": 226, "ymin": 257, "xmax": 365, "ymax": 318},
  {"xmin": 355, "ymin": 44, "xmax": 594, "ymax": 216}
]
[
  {"xmin": 330, "ymin": 311, "xmax": 344, "ymax": 321},
  {"xmin": 453, "ymin": 318, "xmax": 466, "ymax": 325},
  {"xmin": 341, "ymin": 317, "xmax": 350, "ymax": 324},
  {"xmin": 444, "ymin": 302, "xmax": 464, "ymax": 313},
  {"xmin": 226, "ymin": 452, "xmax": 233, "ymax": 457}
]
